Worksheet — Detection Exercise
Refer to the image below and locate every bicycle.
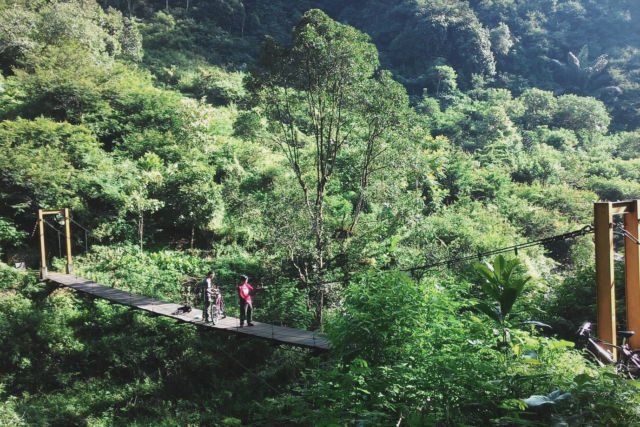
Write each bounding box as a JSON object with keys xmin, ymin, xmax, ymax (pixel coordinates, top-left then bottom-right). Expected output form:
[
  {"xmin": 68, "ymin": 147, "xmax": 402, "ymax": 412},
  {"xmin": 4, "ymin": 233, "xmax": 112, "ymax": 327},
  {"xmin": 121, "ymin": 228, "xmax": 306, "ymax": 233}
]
[
  {"xmin": 577, "ymin": 321, "xmax": 640, "ymax": 379},
  {"xmin": 211, "ymin": 287, "xmax": 226, "ymax": 324}
]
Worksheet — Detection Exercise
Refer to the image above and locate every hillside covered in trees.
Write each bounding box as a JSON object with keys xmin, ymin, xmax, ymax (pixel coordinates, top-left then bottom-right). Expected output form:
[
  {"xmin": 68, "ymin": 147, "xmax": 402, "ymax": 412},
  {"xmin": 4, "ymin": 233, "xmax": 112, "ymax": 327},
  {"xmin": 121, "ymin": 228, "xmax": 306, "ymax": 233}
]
[{"xmin": 2, "ymin": 0, "xmax": 640, "ymax": 425}]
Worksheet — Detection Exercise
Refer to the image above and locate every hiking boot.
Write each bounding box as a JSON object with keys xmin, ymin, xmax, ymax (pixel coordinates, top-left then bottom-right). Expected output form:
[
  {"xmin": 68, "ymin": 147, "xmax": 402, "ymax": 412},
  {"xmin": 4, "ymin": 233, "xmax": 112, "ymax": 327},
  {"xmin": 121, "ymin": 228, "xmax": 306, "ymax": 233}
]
[{"xmin": 248, "ymin": 322, "xmax": 254, "ymax": 326}]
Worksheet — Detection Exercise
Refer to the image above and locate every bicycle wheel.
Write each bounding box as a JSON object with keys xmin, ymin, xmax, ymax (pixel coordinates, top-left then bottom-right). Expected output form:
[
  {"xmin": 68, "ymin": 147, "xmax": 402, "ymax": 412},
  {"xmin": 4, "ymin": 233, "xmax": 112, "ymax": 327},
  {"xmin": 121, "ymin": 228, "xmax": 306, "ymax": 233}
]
[
  {"xmin": 624, "ymin": 353, "xmax": 640, "ymax": 379},
  {"xmin": 211, "ymin": 305, "xmax": 219, "ymax": 324}
]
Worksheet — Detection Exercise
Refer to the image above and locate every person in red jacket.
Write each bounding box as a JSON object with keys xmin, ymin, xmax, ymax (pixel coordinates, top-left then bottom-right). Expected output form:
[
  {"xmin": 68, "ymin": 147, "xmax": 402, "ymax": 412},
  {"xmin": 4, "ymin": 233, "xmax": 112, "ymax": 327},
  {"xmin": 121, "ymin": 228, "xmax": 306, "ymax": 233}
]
[{"xmin": 237, "ymin": 274, "xmax": 255, "ymax": 327}]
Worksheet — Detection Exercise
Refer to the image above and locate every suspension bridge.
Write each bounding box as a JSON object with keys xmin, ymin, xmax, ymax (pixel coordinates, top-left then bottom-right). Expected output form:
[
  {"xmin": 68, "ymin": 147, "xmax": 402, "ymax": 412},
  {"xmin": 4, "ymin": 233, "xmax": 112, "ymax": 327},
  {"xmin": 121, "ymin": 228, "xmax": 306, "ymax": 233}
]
[
  {"xmin": 36, "ymin": 208, "xmax": 330, "ymax": 351},
  {"xmin": 34, "ymin": 201, "xmax": 640, "ymax": 354},
  {"xmin": 47, "ymin": 272, "xmax": 330, "ymax": 350}
]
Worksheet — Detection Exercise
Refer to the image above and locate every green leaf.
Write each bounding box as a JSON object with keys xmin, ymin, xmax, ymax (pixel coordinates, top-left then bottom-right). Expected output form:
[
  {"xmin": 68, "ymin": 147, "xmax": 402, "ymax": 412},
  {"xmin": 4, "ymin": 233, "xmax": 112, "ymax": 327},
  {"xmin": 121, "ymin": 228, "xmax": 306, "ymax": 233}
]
[
  {"xmin": 476, "ymin": 302, "xmax": 502, "ymax": 322},
  {"xmin": 523, "ymin": 395, "xmax": 553, "ymax": 407}
]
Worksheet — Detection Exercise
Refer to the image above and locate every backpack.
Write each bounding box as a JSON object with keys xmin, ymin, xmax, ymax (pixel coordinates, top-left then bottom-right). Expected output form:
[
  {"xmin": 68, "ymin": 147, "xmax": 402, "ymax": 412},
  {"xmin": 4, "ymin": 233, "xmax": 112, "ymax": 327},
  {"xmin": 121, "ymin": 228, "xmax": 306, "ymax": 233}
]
[{"xmin": 172, "ymin": 305, "xmax": 192, "ymax": 315}]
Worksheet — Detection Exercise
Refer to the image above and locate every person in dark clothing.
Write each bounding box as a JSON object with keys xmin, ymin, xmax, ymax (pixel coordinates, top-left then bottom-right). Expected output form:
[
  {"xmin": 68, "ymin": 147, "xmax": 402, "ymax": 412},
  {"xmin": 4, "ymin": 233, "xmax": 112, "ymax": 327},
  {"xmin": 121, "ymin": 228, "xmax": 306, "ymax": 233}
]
[
  {"xmin": 237, "ymin": 274, "xmax": 256, "ymax": 327},
  {"xmin": 202, "ymin": 271, "xmax": 214, "ymax": 322}
]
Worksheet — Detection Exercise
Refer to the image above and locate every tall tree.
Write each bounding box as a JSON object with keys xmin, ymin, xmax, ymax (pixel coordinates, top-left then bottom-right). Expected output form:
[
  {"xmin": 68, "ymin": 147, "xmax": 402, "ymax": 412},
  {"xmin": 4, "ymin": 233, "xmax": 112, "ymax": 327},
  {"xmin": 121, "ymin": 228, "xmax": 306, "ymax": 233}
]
[
  {"xmin": 124, "ymin": 153, "xmax": 164, "ymax": 252},
  {"xmin": 247, "ymin": 9, "xmax": 408, "ymax": 327}
]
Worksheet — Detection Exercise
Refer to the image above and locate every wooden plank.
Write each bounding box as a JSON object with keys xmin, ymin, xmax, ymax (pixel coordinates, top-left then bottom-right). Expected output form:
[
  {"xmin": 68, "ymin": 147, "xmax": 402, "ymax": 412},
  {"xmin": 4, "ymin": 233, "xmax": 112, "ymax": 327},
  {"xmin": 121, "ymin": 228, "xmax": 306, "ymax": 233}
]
[
  {"xmin": 612, "ymin": 206, "xmax": 631, "ymax": 215},
  {"xmin": 625, "ymin": 201, "xmax": 640, "ymax": 350},
  {"xmin": 595, "ymin": 202, "xmax": 617, "ymax": 358},
  {"xmin": 612, "ymin": 200, "xmax": 637, "ymax": 208},
  {"xmin": 48, "ymin": 273, "xmax": 330, "ymax": 350},
  {"xmin": 612, "ymin": 201, "xmax": 636, "ymax": 215},
  {"xmin": 41, "ymin": 209, "xmax": 65, "ymax": 215}
]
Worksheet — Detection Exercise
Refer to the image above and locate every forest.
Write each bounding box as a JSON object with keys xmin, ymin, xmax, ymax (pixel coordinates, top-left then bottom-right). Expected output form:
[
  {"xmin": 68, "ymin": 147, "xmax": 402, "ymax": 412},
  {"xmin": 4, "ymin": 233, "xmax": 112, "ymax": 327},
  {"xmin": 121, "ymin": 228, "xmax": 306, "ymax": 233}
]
[{"xmin": 2, "ymin": 0, "xmax": 640, "ymax": 425}]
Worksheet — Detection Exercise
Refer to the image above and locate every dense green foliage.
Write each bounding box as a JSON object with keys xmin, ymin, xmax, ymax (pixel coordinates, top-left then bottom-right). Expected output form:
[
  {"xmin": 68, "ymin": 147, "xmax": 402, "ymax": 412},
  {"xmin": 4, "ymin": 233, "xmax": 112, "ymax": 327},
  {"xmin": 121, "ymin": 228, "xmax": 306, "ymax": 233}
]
[{"xmin": 2, "ymin": 0, "xmax": 640, "ymax": 425}]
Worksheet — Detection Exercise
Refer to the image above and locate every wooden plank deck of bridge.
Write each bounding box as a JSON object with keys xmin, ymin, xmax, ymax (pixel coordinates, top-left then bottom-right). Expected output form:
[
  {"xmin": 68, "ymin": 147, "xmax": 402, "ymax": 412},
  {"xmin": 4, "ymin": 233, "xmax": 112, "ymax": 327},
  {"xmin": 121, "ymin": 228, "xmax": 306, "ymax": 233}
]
[{"xmin": 47, "ymin": 272, "xmax": 330, "ymax": 351}]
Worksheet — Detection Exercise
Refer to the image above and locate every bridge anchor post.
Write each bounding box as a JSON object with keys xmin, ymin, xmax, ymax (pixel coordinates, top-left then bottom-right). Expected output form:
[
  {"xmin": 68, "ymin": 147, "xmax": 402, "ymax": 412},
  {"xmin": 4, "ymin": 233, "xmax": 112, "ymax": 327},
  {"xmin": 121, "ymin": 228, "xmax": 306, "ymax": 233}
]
[
  {"xmin": 64, "ymin": 208, "xmax": 73, "ymax": 274},
  {"xmin": 38, "ymin": 209, "xmax": 47, "ymax": 280}
]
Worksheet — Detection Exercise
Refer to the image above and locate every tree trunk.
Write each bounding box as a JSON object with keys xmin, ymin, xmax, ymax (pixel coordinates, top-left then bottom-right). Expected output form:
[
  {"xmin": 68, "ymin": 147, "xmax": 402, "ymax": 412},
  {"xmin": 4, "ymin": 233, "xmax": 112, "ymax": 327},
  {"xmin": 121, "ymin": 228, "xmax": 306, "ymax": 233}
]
[
  {"xmin": 313, "ymin": 189, "xmax": 325, "ymax": 330},
  {"xmin": 240, "ymin": 3, "xmax": 246, "ymax": 38},
  {"xmin": 315, "ymin": 286, "xmax": 324, "ymax": 330},
  {"xmin": 139, "ymin": 212, "xmax": 144, "ymax": 252},
  {"xmin": 190, "ymin": 225, "xmax": 195, "ymax": 249}
]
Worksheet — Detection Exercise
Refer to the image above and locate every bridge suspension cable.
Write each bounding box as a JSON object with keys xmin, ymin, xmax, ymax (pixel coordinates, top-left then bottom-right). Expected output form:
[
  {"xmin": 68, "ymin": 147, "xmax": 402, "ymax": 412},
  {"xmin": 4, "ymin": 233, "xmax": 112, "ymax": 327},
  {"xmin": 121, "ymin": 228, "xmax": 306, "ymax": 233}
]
[
  {"xmin": 70, "ymin": 217, "xmax": 91, "ymax": 254},
  {"xmin": 404, "ymin": 225, "xmax": 595, "ymax": 273}
]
